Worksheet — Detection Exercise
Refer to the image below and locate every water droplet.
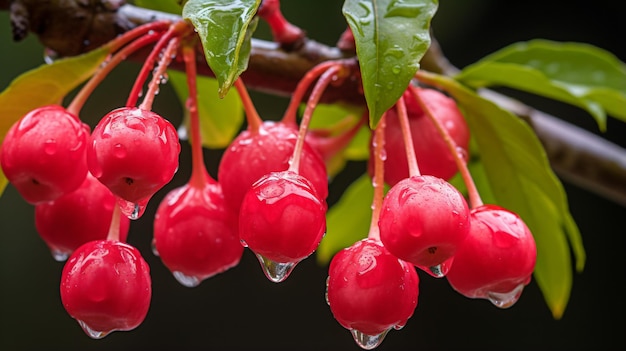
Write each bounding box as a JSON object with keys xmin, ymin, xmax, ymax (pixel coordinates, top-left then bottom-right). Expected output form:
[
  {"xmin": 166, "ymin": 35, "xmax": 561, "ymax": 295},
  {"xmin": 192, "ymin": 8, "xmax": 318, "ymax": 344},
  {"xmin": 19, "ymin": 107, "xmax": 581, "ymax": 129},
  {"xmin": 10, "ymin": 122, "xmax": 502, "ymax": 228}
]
[
  {"xmin": 78, "ymin": 320, "xmax": 109, "ymax": 339},
  {"xmin": 455, "ymin": 146, "xmax": 468, "ymax": 162},
  {"xmin": 255, "ymin": 253, "xmax": 297, "ymax": 283},
  {"xmin": 43, "ymin": 48, "xmax": 59, "ymax": 64},
  {"xmin": 51, "ymin": 249, "xmax": 70, "ymax": 262},
  {"xmin": 151, "ymin": 239, "xmax": 159, "ymax": 256},
  {"xmin": 117, "ymin": 198, "xmax": 147, "ymax": 220},
  {"xmin": 113, "ymin": 143, "xmax": 127, "ymax": 158},
  {"xmin": 43, "ymin": 139, "xmax": 57, "ymax": 155},
  {"xmin": 173, "ymin": 271, "xmax": 201, "ymax": 288},
  {"xmin": 350, "ymin": 328, "xmax": 390, "ymax": 350},
  {"xmin": 324, "ymin": 276, "xmax": 331, "ymax": 305},
  {"xmin": 487, "ymin": 283, "xmax": 525, "ymax": 309},
  {"xmin": 391, "ymin": 65, "xmax": 401, "ymax": 74},
  {"xmin": 418, "ymin": 256, "xmax": 453, "ymax": 278},
  {"xmin": 177, "ymin": 124, "xmax": 188, "ymax": 140}
]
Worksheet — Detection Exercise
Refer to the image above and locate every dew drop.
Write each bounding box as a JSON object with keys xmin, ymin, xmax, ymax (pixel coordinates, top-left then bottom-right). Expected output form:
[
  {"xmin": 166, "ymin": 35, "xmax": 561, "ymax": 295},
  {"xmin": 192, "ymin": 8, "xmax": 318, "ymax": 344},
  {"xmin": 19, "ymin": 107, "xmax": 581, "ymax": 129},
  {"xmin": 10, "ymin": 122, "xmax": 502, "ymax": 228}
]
[
  {"xmin": 350, "ymin": 328, "xmax": 390, "ymax": 350},
  {"xmin": 177, "ymin": 124, "xmax": 188, "ymax": 140},
  {"xmin": 391, "ymin": 65, "xmax": 401, "ymax": 74},
  {"xmin": 51, "ymin": 249, "xmax": 70, "ymax": 262},
  {"xmin": 151, "ymin": 239, "xmax": 159, "ymax": 256},
  {"xmin": 455, "ymin": 146, "xmax": 468, "ymax": 161},
  {"xmin": 43, "ymin": 139, "xmax": 57, "ymax": 155},
  {"xmin": 113, "ymin": 143, "xmax": 127, "ymax": 158},
  {"xmin": 117, "ymin": 198, "xmax": 147, "ymax": 220},
  {"xmin": 419, "ymin": 256, "xmax": 453, "ymax": 278},
  {"xmin": 487, "ymin": 283, "xmax": 525, "ymax": 309},
  {"xmin": 255, "ymin": 253, "xmax": 297, "ymax": 283},
  {"xmin": 324, "ymin": 276, "xmax": 331, "ymax": 305},
  {"xmin": 43, "ymin": 48, "xmax": 59, "ymax": 64},
  {"xmin": 78, "ymin": 320, "xmax": 109, "ymax": 339},
  {"xmin": 172, "ymin": 271, "xmax": 201, "ymax": 288}
]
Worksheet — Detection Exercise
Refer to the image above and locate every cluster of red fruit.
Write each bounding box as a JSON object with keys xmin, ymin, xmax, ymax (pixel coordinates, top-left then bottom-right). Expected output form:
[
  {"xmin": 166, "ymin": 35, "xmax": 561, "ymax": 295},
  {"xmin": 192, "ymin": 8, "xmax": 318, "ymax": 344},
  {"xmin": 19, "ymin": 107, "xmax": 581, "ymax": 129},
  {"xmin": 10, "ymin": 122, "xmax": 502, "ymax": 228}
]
[{"xmin": 0, "ymin": 9, "xmax": 537, "ymax": 351}]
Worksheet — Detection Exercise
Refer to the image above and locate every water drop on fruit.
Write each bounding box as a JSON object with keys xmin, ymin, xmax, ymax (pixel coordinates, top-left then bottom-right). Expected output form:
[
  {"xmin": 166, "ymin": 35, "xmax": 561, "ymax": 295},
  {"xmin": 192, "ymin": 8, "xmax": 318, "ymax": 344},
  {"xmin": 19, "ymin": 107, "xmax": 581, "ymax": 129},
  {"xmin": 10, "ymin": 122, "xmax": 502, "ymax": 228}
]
[
  {"xmin": 422, "ymin": 257, "xmax": 454, "ymax": 278},
  {"xmin": 78, "ymin": 320, "xmax": 108, "ymax": 339},
  {"xmin": 117, "ymin": 198, "xmax": 147, "ymax": 220},
  {"xmin": 350, "ymin": 328, "xmax": 390, "ymax": 350},
  {"xmin": 172, "ymin": 271, "xmax": 201, "ymax": 288},
  {"xmin": 51, "ymin": 249, "xmax": 70, "ymax": 262},
  {"xmin": 487, "ymin": 283, "xmax": 525, "ymax": 309},
  {"xmin": 255, "ymin": 253, "xmax": 297, "ymax": 283}
]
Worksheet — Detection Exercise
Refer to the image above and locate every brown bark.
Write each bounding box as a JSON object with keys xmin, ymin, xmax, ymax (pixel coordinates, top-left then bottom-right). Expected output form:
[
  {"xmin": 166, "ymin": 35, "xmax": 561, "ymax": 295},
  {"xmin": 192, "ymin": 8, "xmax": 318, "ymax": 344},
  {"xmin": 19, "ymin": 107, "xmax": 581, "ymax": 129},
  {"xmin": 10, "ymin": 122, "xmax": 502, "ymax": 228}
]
[{"xmin": 3, "ymin": 0, "xmax": 625, "ymax": 206}]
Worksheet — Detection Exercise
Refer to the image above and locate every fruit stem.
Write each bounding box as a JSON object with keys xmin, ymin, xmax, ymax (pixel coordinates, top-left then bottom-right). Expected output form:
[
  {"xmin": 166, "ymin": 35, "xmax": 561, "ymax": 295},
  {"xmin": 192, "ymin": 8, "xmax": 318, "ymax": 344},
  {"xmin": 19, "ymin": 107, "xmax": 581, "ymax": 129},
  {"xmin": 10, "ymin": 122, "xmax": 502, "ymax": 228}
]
[
  {"xmin": 233, "ymin": 77, "xmax": 263, "ymax": 133},
  {"xmin": 104, "ymin": 20, "xmax": 172, "ymax": 54},
  {"xmin": 288, "ymin": 64, "xmax": 342, "ymax": 173},
  {"xmin": 183, "ymin": 42, "xmax": 213, "ymax": 188},
  {"xmin": 127, "ymin": 20, "xmax": 193, "ymax": 108},
  {"xmin": 281, "ymin": 61, "xmax": 344, "ymax": 126},
  {"xmin": 66, "ymin": 31, "xmax": 163, "ymax": 116},
  {"xmin": 309, "ymin": 111, "xmax": 366, "ymax": 162},
  {"xmin": 409, "ymin": 86, "xmax": 483, "ymax": 208},
  {"xmin": 257, "ymin": 0, "xmax": 305, "ymax": 47},
  {"xmin": 396, "ymin": 96, "xmax": 421, "ymax": 177},
  {"xmin": 368, "ymin": 115, "xmax": 386, "ymax": 241},
  {"xmin": 106, "ymin": 204, "xmax": 122, "ymax": 242},
  {"xmin": 138, "ymin": 36, "xmax": 181, "ymax": 111}
]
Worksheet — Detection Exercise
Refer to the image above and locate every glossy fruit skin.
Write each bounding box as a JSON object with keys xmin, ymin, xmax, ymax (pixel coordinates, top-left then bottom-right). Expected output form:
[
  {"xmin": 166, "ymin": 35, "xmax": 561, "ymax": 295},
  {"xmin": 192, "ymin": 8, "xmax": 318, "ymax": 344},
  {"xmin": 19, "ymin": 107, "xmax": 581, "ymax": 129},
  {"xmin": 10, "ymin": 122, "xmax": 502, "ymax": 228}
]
[
  {"xmin": 218, "ymin": 121, "xmax": 328, "ymax": 212},
  {"xmin": 35, "ymin": 172, "xmax": 130, "ymax": 260},
  {"xmin": 327, "ymin": 238, "xmax": 419, "ymax": 336},
  {"xmin": 239, "ymin": 170, "xmax": 326, "ymax": 263},
  {"xmin": 446, "ymin": 205, "xmax": 537, "ymax": 300},
  {"xmin": 60, "ymin": 240, "xmax": 151, "ymax": 338},
  {"xmin": 369, "ymin": 88, "xmax": 470, "ymax": 186},
  {"xmin": 378, "ymin": 175, "xmax": 470, "ymax": 271},
  {"xmin": 153, "ymin": 181, "xmax": 243, "ymax": 283},
  {"xmin": 87, "ymin": 107, "xmax": 180, "ymax": 204},
  {"xmin": 0, "ymin": 105, "xmax": 90, "ymax": 204}
]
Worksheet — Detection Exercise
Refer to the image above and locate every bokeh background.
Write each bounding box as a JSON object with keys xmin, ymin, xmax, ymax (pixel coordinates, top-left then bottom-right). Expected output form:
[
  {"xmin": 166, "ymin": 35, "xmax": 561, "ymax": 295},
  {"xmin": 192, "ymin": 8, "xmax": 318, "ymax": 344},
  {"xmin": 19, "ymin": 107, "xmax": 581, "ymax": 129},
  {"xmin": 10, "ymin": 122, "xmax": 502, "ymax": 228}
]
[{"xmin": 1, "ymin": 1, "xmax": 625, "ymax": 350}]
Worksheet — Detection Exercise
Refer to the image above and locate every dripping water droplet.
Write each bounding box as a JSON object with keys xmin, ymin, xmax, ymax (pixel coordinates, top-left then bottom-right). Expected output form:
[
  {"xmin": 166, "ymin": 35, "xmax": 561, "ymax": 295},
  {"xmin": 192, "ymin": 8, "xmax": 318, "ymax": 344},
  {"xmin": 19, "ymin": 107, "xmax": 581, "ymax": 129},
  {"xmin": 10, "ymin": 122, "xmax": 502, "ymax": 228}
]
[
  {"xmin": 255, "ymin": 253, "xmax": 297, "ymax": 283},
  {"xmin": 487, "ymin": 283, "xmax": 525, "ymax": 309},
  {"xmin": 172, "ymin": 271, "xmax": 201, "ymax": 288},
  {"xmin": 350, "ymin": 328, "xmax": 390, "ymax": 350},
  {"xmin": 51, "ymin": 249, "xmax": 70, "ymax": 262},
  {"xmin": 117, "ymin": 198, "xmax": 147, "ymax": 220},
  {"xmin": 151, "ymin": 239, "xmax": 159, "ymax": 256},
  {"xmin": 177, "ymin": 124, "xmax": 188, "ymax": 140},
  {"xmin": 324, "ymin": 276, "xmax": 331, "ymax": 305},
  {"xmin": 78, "ymin": 320, "xmax": 109, "ymax": 339}
]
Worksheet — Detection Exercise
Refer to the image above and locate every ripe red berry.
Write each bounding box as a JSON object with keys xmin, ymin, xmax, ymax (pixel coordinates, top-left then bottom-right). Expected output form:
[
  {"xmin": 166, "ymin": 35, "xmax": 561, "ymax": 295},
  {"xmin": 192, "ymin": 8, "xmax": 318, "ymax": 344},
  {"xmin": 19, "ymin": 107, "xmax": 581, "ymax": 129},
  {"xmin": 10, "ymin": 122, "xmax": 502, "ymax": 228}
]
[
  {"xmin": 34, "ymin": 172, "xmax": 130, "ymax": 261},
  {"xmin": 0, "ymin": 105, "xmax": 90, "ymax": 204},
  {"xmin": 153, "ymin": 180, "xmax": 243, "ymax": 287},
  {"xmin": 239, "ymin": 170, "xmax": 326, "ymax": 282},
  {"xmin": 326, "ymin": 238, "xmax": 419, "ymax": 349},
  {"xmin": 60, "ymin": 240, "xmax": 151, "ymax": 339},
  {"xmin": 369, "ymin": 88, "xmax": 470, "ymax": 186},
  {"xmin": 378, "ymin": 175, "xmax": 470, "ymax": 277},
  {"xmin": 217, "ymin": 121, "xmax": 328, "ymax": 212},
  {"xmin": 87, "ymin": 107, "xmax": 180, "ymax": 219},
  {"xmin": 445, "ymin": 205, "xmax": 537, "ymax": 308}
]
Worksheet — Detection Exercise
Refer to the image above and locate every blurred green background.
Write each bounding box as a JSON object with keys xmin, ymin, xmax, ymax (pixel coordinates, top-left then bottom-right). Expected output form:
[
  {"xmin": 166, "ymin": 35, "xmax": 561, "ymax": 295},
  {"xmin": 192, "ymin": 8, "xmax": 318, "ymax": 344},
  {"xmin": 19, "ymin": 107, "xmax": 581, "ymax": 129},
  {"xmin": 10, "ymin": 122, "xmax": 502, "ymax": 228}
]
[{"xmin": 1, "ymin": 1, "xmax": 625, "ymax": 350}]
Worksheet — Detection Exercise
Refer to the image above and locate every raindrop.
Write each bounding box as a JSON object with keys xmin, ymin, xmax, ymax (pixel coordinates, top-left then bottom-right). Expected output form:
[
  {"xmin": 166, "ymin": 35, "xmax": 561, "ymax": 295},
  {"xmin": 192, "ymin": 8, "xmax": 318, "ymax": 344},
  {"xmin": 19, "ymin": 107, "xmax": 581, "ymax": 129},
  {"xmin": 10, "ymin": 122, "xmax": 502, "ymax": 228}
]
[
  {"xmin": 151, "ymin": 239, "xmax": 159, "ymax": 256},
  {"xmin": 78, "ymin": 320, "xmax": 109, "ymax": 339},
  {"xmin": 43, "ymin": 139, "xmax": 57, "ymax": 155},
  {"xmin": 255, "ymin": 253, "xmax": 297, "ymax": 283},
  {"xmin": 350, "ymin": 328, "xmax": 390, "ymax": 350},
  {"xmin": 391, "ymin": 65, "xmax": 401, "ymax": 75},
  {"xmin": 324, "ymin": 276, "xmax": 331, "ymax": 305},
  {"xmin": 51, "ymin": 249, "xmax": 70, "ymax": 262},
  {"xmin": 487, "ymin": 283, "xmax": 525, "ymax": 309},
  {"xmin": 177, "ymin": 124, "xmax": 188, "ymax": 141},
  {"xmin": 113, "ymin": 143, "xmax": 127, "ymax": 158},
  {"xmin": 173, "ymin": 271, "xmax": 201, "ymax": 288},
  {"xmin": 117, "ymin": 198, "xmax": 147, "ymax": 220},
  {"xmin": 419, "ymin": 257, "xmax": 453, "ymax": 278}
]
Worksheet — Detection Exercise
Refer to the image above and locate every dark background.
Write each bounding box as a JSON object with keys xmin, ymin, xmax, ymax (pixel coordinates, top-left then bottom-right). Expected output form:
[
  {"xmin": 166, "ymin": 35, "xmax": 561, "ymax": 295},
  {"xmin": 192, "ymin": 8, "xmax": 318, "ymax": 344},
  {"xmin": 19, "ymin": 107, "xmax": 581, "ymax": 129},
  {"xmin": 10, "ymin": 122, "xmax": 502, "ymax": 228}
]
[{"xmin": 1, "ymin": 1, "xmax": 625, "ymax": 350}]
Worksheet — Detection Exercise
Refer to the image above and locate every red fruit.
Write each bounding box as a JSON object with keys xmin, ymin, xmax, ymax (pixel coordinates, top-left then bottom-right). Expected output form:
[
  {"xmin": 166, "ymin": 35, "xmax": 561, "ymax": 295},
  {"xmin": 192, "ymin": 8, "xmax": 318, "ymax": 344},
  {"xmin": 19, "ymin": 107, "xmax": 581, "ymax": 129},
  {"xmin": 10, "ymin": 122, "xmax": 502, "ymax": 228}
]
[
  {"xmin": 446, "ymin": 205, "xmax": 537, "ymax": 308},
  {"xmin": 378, "ymin": 175, "xmax": 470, "ymax": 277},
  {"xmin": 87, "ymin": 107, "xmax": 180, "ymax": 219},
  {"xmin": 327, "ymin": 238, "xmax": 419, "ymax": 349},
  {"xmin": 153, "ymin": 180, "xmax": 243, "ymax": 287},
  {"xmin": 239, "ymin": 170, "xmax": 326, "ymax": 282},
  {"xmin": 60, "ymin": 240, "xmax": 151, "ymax": 339},
  {"xmin": 368, "ymin": 88, "xmax": 469, "ymax": 186},
  {"xmin": 217, "ymin": 121, "xmax": 328, "ymax": 212},
  {"xmin": 0, "ymin": 105, "xmax": 90, "ymax": 204},
  {"xmin": 34, "ymin": 172, "xmax": 130, "ymax": 261}
]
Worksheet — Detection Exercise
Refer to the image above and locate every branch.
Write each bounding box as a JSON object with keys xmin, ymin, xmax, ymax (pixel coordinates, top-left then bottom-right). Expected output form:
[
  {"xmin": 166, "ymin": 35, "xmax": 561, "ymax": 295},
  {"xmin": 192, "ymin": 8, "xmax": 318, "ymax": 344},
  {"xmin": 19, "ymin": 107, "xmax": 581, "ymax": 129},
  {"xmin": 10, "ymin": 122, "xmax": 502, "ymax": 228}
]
[{"xmin": 3, "ymin": 0, "xmax": 625, "ymax": 206}]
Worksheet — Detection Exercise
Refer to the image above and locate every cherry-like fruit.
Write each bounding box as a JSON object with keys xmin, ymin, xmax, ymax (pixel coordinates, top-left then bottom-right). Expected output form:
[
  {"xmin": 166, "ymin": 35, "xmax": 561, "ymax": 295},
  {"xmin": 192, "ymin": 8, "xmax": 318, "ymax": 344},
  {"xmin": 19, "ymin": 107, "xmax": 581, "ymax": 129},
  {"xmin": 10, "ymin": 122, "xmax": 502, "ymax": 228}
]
[
  {"xmin": 87, "ymin": 107, "xmax": 180, "ymax": 219},
  {"xmin": 0, "ymin": 105, "xmax": 90, "ymax": 204},
  {"xmin": 378, "ymin": 175, "xmax": 470, "ymax": 277},
  {"xmin": 326, "ymin": 238, "xmax": 419, "ymax": 350},
  {"xmin": 445, "ymin": 204, "xmax": 537, "ymax": 308},
  {"xmin": 60, "ymin": 240, "xmax": 151, "ymax": 339},
  {"xmin": 239, "ymin": 170, "xmax": 326, "ymax": 282},
  {"xmin": 153, "ymin": 179, "xmax": 243, "ymax": 287},
  {"xmin": 35, "ymin": 172, "xmax": 130, "ymax": 261}
]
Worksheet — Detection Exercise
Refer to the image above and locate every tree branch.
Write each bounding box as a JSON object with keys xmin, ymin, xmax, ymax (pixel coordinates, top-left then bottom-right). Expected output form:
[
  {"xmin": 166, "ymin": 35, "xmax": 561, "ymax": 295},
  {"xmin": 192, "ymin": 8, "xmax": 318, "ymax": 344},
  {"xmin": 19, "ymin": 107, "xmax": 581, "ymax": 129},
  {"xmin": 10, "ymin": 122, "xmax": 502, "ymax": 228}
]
[{"xmin": 3, "ymin": 0, "xmax": 625, "ymax": 206}]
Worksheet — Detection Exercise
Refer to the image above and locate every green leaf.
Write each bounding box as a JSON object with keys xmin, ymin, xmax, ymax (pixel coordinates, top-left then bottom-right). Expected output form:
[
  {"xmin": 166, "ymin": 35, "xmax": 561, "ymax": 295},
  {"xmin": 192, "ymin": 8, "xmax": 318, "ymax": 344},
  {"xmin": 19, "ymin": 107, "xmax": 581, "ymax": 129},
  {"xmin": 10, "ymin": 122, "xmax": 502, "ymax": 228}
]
[
  {"xmin": 317, "ymin": 174, "xmax": 373, "ymax": 264},
  {"xmin": 418, "ymin": 72, "xmax": 585, "ymax": 319},
  {"xmin": 342, "ymin": 0, "xmax": 438, "ymax": 128},
  {"xmin": 456, "ymin": 40, "xmax": 626, "ymax": 131},
  {"xmin": 168, "ymin": 70, "xmax": 243, "ymax": 148},
  {"xmin": 183, "ymin": 0, "xmax": 261, "ymax": 97},
  {"xmin": 0, "ymin": 48, "xmax": 109, "ymax": 196},
  {"xmin": 133, "ymin": 0, "xmax": 183, "ymax": 14}
]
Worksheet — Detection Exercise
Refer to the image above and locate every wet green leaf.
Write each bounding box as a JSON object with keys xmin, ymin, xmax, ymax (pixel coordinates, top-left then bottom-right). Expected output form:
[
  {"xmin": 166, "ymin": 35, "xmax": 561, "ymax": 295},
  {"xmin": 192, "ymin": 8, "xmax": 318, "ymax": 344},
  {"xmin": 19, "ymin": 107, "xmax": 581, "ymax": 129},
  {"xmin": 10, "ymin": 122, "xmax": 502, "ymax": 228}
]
[
  {"xmin": 456, "ymin": 40, "xmax": 626, "ymax": 131},
  {"xmin": 134, "ymin": 0, "xmax": 183, "ymax": 14},
  {"xmin": 0, "ymin": 48, "xmax": 109, "ymax": 196},
  {"xmin": 168, "ymin": 71, "xmax": 243, "ymax": 148},
  {"xmin": 418, "ymin": 72, "xmax": 585, "ymax": 319},
  {"xmin": 317, "ymin": 173, "xmax": 373, "ymax": 264},
  {"xmin": 342, "ymin": 0, "xmax": 438, "ymax": 128},
  {"xmin": 183, "ymin": 0, "xmax": 261, "ymax": 97}
]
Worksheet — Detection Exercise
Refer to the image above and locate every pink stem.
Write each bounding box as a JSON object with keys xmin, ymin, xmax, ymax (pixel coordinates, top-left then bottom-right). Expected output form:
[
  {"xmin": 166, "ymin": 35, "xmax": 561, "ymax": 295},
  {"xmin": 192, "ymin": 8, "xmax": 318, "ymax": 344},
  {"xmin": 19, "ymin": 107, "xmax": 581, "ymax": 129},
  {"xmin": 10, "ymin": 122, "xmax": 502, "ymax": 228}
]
[
  {"xmin": 106, "ymin": 205, "xmax": 122, "ymax": 242},
  {"xmin": 396, "ymin": 96, "xmax": 421, "ymax": 177},
  {"xmin": 368, "ymin": 114, "xmax": 386, "ymax": 241},
  {"xmin": 138, "ymin": 36, "xmax": 181, "ymax": 111},
  {"xmin": 234, "ymin": 78, "xmax": 263, "ymax": 133}
]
